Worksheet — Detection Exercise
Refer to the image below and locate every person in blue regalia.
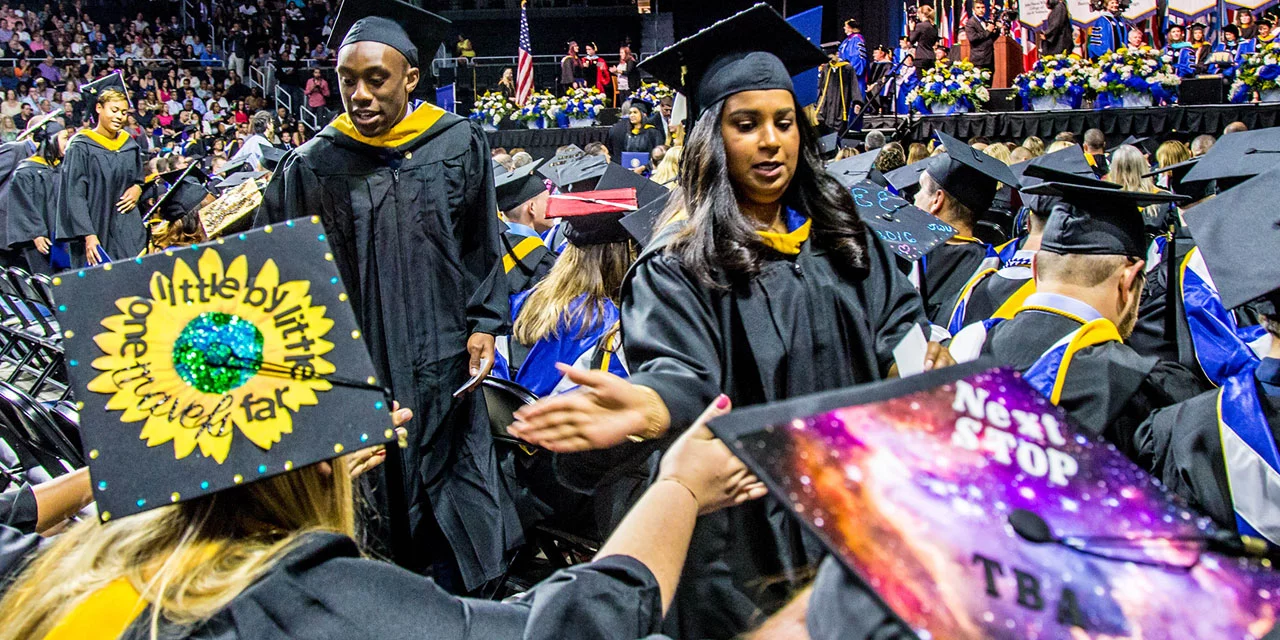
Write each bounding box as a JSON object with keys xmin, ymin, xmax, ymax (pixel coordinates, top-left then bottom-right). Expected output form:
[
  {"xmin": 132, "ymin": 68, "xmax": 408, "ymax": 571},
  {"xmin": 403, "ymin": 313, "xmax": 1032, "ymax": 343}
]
[
  {"xmin": 1179, "ymin": 22, "xmax": 1213, "ymax": 76},
  {"xmin": 838, "ymin": 18, "xmax": 868, "ymax": 91},
  {"xmin": 895, "ymin": 53, "xmax": 920, "ymax": 115},
  {"xmin": 1162, "ymin": 23, "xmax": 1192, "ymax": 75},
  {"xmin": 1214, "ymin": 25, "xmax": 1255, "ymax": 71},
  {"xmin": 1087, "ymin": 0, "xmax": 1130, "ymax": 59}
]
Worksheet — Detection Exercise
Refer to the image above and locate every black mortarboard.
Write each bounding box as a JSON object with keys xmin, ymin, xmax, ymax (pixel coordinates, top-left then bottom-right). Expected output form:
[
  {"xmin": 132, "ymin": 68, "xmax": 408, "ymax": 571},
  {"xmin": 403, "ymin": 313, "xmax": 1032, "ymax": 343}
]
[
  {"xmin": 1012, "ymin": 145, "xmax": 1110, "ymax": 215},
  {"xmin": 638, "ymin": 3, "xmax": 828, "ymax": 120},
  {"xmin": 826, "ymin": 151, "xmax": 883, "ymax": 189},
  {"xmin": 147, "ymin": 163, "xmax": 212, "ymax": 222},
  {"xmin": 82, "ymin": 71, "xmax": 131, "ymax": 106},
  {"xmin": 259, "ymin": 146, "xmax": 287, "ymax": 172},
  {"xmin": 1142, "ymin": 156, "xmax": 1207, "ymax": 199},
  {"xmin": 925, "ymin": 131, "xmax": 1019, "ymax": 214},
  {"xmin": 215, "ymin": 170, "xmax": 268, "ymax": 191},
  {"xmin": 883, "ymin": 158, "xmax": 930, "ymax": 194},
  {"xmin": 329, "ymin": 0, "xmax": 451, "ymax": 68},
  {"xmin": 495, "ymin": 158, "xmax": 548, "ymax": 212},
  {"xmin": 1109, "ymin": 135, "xmax": 1156, "ymax": 154},
  {"xmin": 17, "ymin": 108, "xmax": 62, "ymax": 142},
  {"xmin": 1181, "ymin": 127, "xmax": 1280, "ymax": 187},
  {"xmin": 595, "ymin": 162, "xmax": 670, "ymax": 209},
  {"xmin": 538, "ymin": 144, "xmax": 586, "ymax": 182},
  {"xmin": 628, "ymin": 100, "xmax": 653, "ymax": 116},
  {"xmin": 546, "ymin": 189, "xmax": 637, "ymax": 245},
  {"xmin": 819, "ymin": 133, "xmax": 841, "ymax": 158},
  {"xmin": 1189, "ymin": 21, "xmax": 1207, "ymax": 30},
  {"xmin": 1184, "ymin": 167, "xmax": 1280, "ymax": 314},
  {"xmin": 620, "ymin": 190, "xmax": 673, "ymax": 247},
  {"xmin": 216, "ymin": 158, "xmax": 253, "ymax": 177},
  {"xmin": 1023, "ymin": 181, "xmax": 1186, "ymax": 257},
  {"xmin": 545, "ymin": 154, "xmax": 608, "ymax": 191},
  {"xmin": 850, "ymin": 180, "xmax": 957, "ymax": 261},
  {"xmin": 53, "ymin": 219, "xmax": 392, "ymax": 521}
]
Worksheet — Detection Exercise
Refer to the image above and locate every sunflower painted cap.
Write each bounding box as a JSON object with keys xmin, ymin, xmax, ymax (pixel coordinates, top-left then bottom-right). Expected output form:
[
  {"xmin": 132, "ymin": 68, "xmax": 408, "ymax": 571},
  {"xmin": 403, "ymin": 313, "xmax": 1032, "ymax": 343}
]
[{"xmin": 54, "ymin": 218, "xmax": 392, "ymax": 522}]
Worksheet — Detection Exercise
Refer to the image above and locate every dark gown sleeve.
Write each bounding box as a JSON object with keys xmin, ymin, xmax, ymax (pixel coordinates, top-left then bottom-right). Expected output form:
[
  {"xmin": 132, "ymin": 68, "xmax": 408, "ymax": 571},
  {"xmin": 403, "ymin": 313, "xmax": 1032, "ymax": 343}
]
[
  {"xmin": 1132, "ymin": 390, "xmax": 1237, "ymax": 530},
  {"xmin": 0, "ymin": 484, "xmax": 37, "ymax": 533},
  {"xmin": 0, "ymin": 522, "xmax": 41, "ymax": 587},
  {"xmin": 461, "ymin": 122, "xmax": 508, "ymax": 337},
  {"xmin": 254, "ymin": 151, "xmax": 321, "ymax": 227},
  {"xmin": 514, "ymin": 555, "xmax": 664, "ymax": 640},
  {"xmin": 864, "ymin": 237, "xmax": 929, "ymax": 376},
  {"xmin": 56, "ymin": 142, "xmax": 97, "ymax": 239},
  {"xmin": 6, "ymin": 168, "xmax": 49, "ymax": 246},
  {"xmin": 621, "ymin": 253, "xmax": 724, "ymax": 434}
]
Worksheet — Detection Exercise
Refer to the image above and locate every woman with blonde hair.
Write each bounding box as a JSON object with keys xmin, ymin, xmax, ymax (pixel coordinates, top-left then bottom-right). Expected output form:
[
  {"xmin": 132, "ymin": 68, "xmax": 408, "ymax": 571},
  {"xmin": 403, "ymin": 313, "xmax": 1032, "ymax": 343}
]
[
  {"xmin": 1154, "ymin": 139, "xmax": 1191, "ymax": 169},
  {"xmin": 0, "ymin": 394, "xmax": 764, "ymax": 639},
  {"xmin": 0, "ymin": 114, "xmax": 16, "ymax": 142},
  {"xmin": 906, "ymin": 142, "xmax": 928, "ymax": 164},
  {"xmin": 650, "ymin": 144, "xmax": 683, "ymax": 187},
  {"xmin": 1107, "ymin": 144, "xmax": 1166, "ymax": 228},
  {"xmin": 1021, "ymin": 135, "xmax": 1044, "ymax": 157}
]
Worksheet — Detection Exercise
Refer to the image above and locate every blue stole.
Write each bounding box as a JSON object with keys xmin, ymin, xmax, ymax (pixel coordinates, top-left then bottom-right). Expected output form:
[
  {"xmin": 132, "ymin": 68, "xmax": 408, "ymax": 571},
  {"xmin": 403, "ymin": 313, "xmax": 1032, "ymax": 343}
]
[
  {"xmin": 1181, "ymin": 247, "xmax": 1266, "ymax": 386},
  {"xmin": 976, "ymin": 306, "xmax": 1122, "ymax": 404},
  {"xmin": 497, "ymin": 291, "xmax": 628, "ymax": 398},
  {"xmin": 1218, "ymin": 370, "xmax": 1280, "ymax": 545}
]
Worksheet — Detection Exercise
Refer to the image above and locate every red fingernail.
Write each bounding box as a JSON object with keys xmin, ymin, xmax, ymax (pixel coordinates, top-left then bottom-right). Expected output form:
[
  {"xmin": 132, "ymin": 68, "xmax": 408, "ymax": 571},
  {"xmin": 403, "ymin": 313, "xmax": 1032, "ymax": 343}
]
[{"xmin": 715, "ymin": 394, "xmax": 729, "ymax": 410}]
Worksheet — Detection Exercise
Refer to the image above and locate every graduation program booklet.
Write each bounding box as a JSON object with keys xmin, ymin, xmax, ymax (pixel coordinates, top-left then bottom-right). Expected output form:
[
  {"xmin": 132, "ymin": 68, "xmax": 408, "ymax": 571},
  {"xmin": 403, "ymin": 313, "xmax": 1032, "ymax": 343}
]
[{"xmin": 709, "ymin": 363, "xmax": 1280, "ymax": 640}]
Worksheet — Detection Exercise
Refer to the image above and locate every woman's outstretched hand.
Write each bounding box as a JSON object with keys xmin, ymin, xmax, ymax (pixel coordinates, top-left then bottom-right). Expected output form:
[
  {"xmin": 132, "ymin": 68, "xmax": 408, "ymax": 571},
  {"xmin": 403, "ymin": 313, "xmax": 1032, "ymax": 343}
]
[
  {"xmin": 657, "ymin": 395, "xmax": 767, "ymax": 515},
  {"xmin": 507, "ymin": 363, "xmax": 668, "ymax": 452}
]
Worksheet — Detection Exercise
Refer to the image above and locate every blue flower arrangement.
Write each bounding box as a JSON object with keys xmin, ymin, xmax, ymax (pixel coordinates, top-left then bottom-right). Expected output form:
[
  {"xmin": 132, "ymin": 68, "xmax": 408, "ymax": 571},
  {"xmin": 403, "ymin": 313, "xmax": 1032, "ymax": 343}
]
[
  {"xmin": 907, "ymin": 60, "xmax": 991, "ymax": 115},
  {"xmin": 468, "ymin": 91, "xmax": 516, "ymax": 128},
  {"xmin": 1230, "ymin": 43, "xmax": 1280, "ymax": 103},
  {"xmin": 1087, "ymin": 47, "xmax": 1179, "ymax": 109},
  {"xmin": 562, "ymin": 87, "xmax": 606, "ymax": 120},
  {"xmin": 514, "ymin": 91, "xmax": 563, "ymax": 126},
  {"xmin": 1013, "ymin": 54, "xmax": 1089, "ymax": 110}
]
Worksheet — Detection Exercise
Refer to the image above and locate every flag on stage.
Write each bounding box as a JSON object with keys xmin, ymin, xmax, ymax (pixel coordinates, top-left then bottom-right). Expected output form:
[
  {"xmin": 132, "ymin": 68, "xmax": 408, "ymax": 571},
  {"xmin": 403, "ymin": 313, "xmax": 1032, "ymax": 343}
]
[
  {"xmin": 902, "ymin": 2, "xmax": 910, "ymax": 38},
  {"xmin": 941, "ymin": 3, "xmax": 952, "ymax": 47},
  {"xmin": 1011, "ymin": 18, "xmax": 1037, "ymax": 73},
  {"xmin": 958, "ymin": 4, "xmax": 971, "ymax": 43},
  {"xmin": 516, "ymin": 0, "xmax": 534, "ymax": 106}
]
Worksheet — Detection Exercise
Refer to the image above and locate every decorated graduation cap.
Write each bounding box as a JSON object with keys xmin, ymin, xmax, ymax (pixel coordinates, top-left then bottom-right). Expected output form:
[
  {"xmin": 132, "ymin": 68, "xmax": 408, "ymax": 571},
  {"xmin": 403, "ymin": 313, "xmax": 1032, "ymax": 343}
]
[
  {"xmin": 259, "ymin": 146, "xmax": 287, "ymax": 173},
  {"xmin": 200, "ymin": 174, "xmax": 265, "ymax": 239},
  {"xmin": 544, "ymin": 153, "xmax": 608, "ymax": 191},
  {"xmin": 1184, "ymin": 166, "xmax": 1280, "ymax": 314},
  {"xmin": 545, "ymin": 188, "xmax": 638, "ymax": 245},
  {"xmin": 16, "ymin": 108, "xmax": 63, "ymax": 143},
  {"xmin": 216, "ymin": 158, "xmax": 253, "ymax": 177},
  {"xmin": 708, "ymin": 363, "xmax": 1280, "ymax": 640},
  {"xmin": 495, "ymin": 159, "xmax": 548, "ymax": 212},
  {"xmin": 595, "ymin": 162, "xmax": 669, "ymax": 208},
  {"xmin": 215, "ymin": 170, "xmax": 269, "ymax": 191},
  {"xmin": 53, "ymin": 219, "xmax": 393, "ymax": 521},
  {"xmin": 82, "ymin": 71, "xmax": 130, "ymax": 106},
  {"xmin": 147, "ymin": 163, "xmax": 213, "ymax": 222},
  {"xmin": 924, "ymin": 131, "xmax": 1020, "ymax": 214},
  {"xmin": 1022, "ymin": 180, "xmax": 1185, "ymax": 257},
  {"xmin": 328, "ymin": 0, "xmax": 452, "ymax": 68},
  {"xmin": 850, "ymin": 180, "xmax": 957, "ymax": 261},
  {"xmin": 638, "ymin": 3, "xmax": 828, "ymax": 122},
  {"xmin": 1181, "ymin": 127, "xmax": 1280, "ymax": 189},
  {"xmin": 1013, "ymin": 145, "xmax": 1110, "ymax": 215},
  {"xmin": 826, "ymin": 150, "xmax": 884, "ymax": 189}
]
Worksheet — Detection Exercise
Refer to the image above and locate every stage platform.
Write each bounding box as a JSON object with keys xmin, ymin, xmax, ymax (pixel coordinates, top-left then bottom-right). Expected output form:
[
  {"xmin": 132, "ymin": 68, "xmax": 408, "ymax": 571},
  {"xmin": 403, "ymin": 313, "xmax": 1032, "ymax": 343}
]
[{"xmin": 864, "ymin": 102, "xmax": 1280, "ymax": 143}]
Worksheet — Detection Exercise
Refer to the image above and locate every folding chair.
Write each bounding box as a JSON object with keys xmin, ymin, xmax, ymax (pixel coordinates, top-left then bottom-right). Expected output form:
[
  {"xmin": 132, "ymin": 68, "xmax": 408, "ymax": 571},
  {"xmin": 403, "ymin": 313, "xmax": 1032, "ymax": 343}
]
[{"xmin": 0, "ymin": 380, "xmax": 83, "ymax": 472}]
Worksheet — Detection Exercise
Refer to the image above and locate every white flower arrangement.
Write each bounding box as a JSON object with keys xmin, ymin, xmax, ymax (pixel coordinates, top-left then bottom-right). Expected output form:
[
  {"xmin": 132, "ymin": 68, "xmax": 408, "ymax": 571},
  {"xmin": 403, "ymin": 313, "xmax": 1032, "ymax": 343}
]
[
  {"xmin": 906, "ymin": 60, "xmax": 991, "ymax": 112},
  {"xmin": 513, "ymin": 91, "xmax": 563, "ymax": 123},
  {"xmin": 632, "ymin": 82, "xmax": 675, "ymax": 106},
  {"xmin": 1230, "ymin": 42, "xmax": 1280, "ymax": 102},
  {"xmin": 469, "ymin": 91, "xmax": 516, "ymax": 127},
  {"xmin": 1086, "ymin": 46, "xmax": 1179, "ymax": 104},
  {"xmin": 562, "ymin": 86, "xmax": 606, "ymax": 120},
  {"xmin": 1014, "ymin": 54, "xmax": 1092, "ymax": 103}
]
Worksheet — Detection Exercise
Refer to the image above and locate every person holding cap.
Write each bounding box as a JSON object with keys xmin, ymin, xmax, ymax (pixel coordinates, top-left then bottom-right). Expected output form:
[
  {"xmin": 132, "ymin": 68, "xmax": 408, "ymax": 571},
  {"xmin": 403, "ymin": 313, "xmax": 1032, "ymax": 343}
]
[
  {"xmin": 949, "ymin": 173, "xmax": 1204, "ymax": 460},
  {"xmin": 506, "ymin": 6, "xmax": 941, "ymax": 637},
  {"xmin": 255, "ymin": 0, "xmax": 517, "ymax": 593}
]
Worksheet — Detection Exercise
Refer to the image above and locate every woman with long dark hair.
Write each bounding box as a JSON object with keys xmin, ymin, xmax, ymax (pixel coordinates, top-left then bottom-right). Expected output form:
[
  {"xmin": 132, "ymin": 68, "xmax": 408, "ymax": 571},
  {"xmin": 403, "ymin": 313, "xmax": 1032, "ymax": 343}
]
[
  {"xmin": 508, "ymin": 6, "xmax": 940, "ymax": 638},
  {"xmin": 7, "ymin": 117, "xmax": 68, "ymax": 274}
]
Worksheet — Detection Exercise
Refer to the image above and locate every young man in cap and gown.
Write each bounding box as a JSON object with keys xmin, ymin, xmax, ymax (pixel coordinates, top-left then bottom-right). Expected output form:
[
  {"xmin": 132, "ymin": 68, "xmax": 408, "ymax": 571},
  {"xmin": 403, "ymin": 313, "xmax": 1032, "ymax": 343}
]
[{"xmin": 255, "ymin": 0, "xmax": 519, "ymax": 594}]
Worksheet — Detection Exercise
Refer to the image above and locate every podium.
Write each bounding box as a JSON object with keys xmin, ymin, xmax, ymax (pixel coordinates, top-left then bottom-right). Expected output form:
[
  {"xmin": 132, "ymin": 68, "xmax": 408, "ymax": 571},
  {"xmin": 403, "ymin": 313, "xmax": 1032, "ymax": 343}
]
[{"xmin": 993, "ymin": 35, "xmax": 1023, "ymax": 88}]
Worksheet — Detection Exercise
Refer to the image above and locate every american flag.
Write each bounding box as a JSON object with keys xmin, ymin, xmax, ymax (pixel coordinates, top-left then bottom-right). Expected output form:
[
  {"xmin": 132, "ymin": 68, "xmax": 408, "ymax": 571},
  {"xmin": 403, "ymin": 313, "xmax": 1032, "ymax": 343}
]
[
  {"xmin": 1010, "ymin": 17, "xmax": 1037, "ymax": 73},
  {"xmin": 516, "ymin": 0, "xmax": 534, "ymax": 106}
]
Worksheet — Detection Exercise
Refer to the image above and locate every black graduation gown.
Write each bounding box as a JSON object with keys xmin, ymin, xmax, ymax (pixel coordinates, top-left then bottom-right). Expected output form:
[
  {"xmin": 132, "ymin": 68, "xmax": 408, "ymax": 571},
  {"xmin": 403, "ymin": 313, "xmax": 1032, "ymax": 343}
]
[
  {"xmin": 0, "ymin": 522, "xmax": 40, "ymax": 586},
  {"xmin": 621, "ymin": 223, "xmax": 927, "ymax": 639},
  {"xmin": 980, "ymin": 309, "xmax": 1207, "ymax": 460},
  {"xmin": 959, "ymin": 266, "xmax": 1031, "ymax": 327},
  {"xmin": 6, "ymin": 158, "xmax": 58, "ymax": 274},
  {"xmin": 619, "ymin": 124, "xmax": 664, "ymax": 156},
  {"xmin": 57, "ymin": 131, "xmax": 146, "ymax": 265},
  {"xmin": 816, "ymin": 61, "xmax": 864, "ymax": 131},
  {"xmin": 254, "ymin": 106, "xmax": 520, "ymax": 592},
  {"xmin": 1130, "ymin": 229, "xmax": 1218, "ymax": 388},
  {"xmin": 906, "ymin": 240, "xmax": 989, "ymax": 325},
  {"xmin": 117, "ymin": 533, "xmax": 664, "ymax": 640},
  {"xmin": 1132, "ymin": 381, "xmax": 1280, "ymax": 535},
  {"xmin": 0, "ymin": 140, "xmax": 35, "ymax": 266}
]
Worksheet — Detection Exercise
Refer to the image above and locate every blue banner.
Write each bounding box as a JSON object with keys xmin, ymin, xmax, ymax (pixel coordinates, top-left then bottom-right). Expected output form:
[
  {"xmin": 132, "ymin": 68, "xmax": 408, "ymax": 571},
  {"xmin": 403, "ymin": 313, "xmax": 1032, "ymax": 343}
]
[
  {"xmin": 436, "ymin": 83, "xmax": 457, "ymax": 114},
  {"xmin": 787, "ymin": 7, "xmax": 823, "ymax": 107}
]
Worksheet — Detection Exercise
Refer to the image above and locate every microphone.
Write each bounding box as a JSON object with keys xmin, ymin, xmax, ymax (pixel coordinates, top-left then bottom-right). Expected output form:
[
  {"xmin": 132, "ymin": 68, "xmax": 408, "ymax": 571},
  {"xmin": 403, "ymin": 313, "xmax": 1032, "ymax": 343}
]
[{"xmin": 1008, "ymin": 508, "xmax": 1280, "ymax": 566}]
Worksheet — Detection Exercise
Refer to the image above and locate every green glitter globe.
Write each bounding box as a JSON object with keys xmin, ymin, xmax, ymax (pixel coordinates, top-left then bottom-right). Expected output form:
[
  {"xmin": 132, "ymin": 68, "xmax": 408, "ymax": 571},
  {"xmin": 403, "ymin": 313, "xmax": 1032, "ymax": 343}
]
[{"xmin": 173, "ymin": 312, "xmax": 265, "ymax": 394}]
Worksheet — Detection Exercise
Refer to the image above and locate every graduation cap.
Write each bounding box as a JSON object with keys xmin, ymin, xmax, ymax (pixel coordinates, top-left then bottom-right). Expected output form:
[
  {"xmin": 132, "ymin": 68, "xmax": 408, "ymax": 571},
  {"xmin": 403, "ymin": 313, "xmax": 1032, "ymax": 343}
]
[
  {"xmin": 1184, "ymin": 166, "xmax": 1280, "ymax": 314},
  {"xmin": 819, "ymin": 133, "xmax": 841, "ymax": 159},
  {"xmin": 1108, "ymin": 135, "xmax": 1158, "ymax": 155},
  {"xmin": 595, "ymin": 162, "xmax": 669, "ymax": 209},
  {"xmin": 82, "ymin": 71, "xmax": 131, "ymax": 106},
  {"xmin": 216, "ymin": 158, "xmax": 253, "ymax": 177},
  {"xmin": 923, "ymin": 131, "xmax": 1020, "ymax": 214},
  {"xmin": 16, "ymin": 108, "xmax": 62, "ymax": 142},
  {"xmin": 826, "ymin": 151, "xmax": 884, "ymax": 190},
  {"xmin": 545, "ymin": 188, "xmax": 638, "ymax": 245},
  {"xmin": 637, "ymin": 3, "xmax": 828, "ymax": 121},
  {"xmin": 708, "ymin": 364, "xmax": 1280, "ymax": 640},
  {"xmin": 52, "ymin": 219, "xmax": 392, "ymax": 522},
  {"xmin": 1022, "ymin": 181, "xmax": 1186, "ymax": 257},
  {"xmin": 495, "ymin": 158, "xmax": 548, "ymax": 212},
  {"xmin": 259, "ymin": 146, "xmax": 287, "ymax": 173},
  {"xmin": 619, "ymin": 190, "xmax": 673, "ymax": 247},
  {"xmin": 1012, "ymin": 145, "xmax": 1111, "ymax": 215},
  {"xmin": 850, "ymin": 180, "xmax": 957, "ymax": 261},
  {"xmin": 328, "ymin": 0, "xmax": 452, "ymax": 68},
  {"xmin": 544, "ymin": 154, "xmax": 608, "ymax": 192},
  {"xmin": 146, "ymin": 163, "xmax": 213, "ymax": 222},
  {"xmin": 215, "ymin": 170, "xmax": 268, "ymax": 191},
  {"xmin": 1180, "ymin": 127, "xmax": 1280, "ymax": 188},
  {"xmin": 537, "ymin": 144, "xmax": 586, "ymax": 180},
  {"xmin": 1142, "ymin": 156, "xmax": 1207, "ymax": 199},
  {"xmin": 882, "ymin": 158, "xmax": 930, "ymax": 194}
]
